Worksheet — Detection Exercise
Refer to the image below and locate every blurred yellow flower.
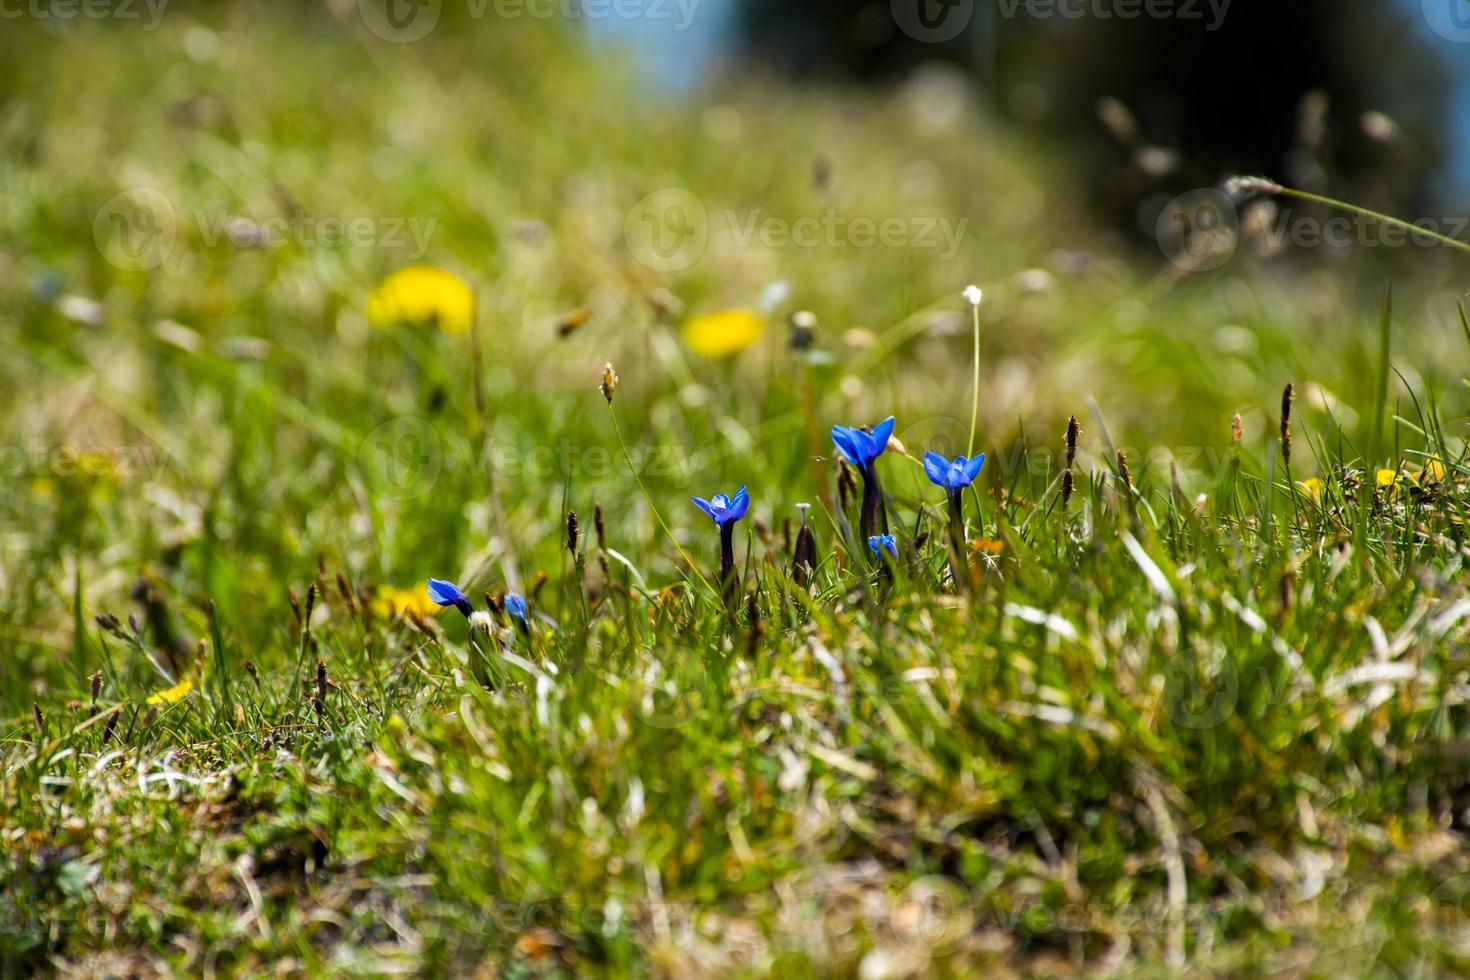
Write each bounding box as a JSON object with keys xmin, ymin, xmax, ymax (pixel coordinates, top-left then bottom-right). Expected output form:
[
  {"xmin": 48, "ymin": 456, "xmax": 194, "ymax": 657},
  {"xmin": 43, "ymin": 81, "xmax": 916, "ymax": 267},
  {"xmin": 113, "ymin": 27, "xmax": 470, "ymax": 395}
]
[
  {"xmin": 373, "ymin": 585, "xmax": 441, "ymax": 620},
  {"xmin": 1297, "ymin": 478, "xmax": 1324, "ymax": 503},
  {"xmin": 1417, "ymin": 459, "xmax": 1447, "ymax": 484},
  {"xmin": 367, "ymin": 266, "xmax": 475, "ymax": 336},
  {"xmin": 682, "ymin": 310, "xmax": 764, "ymax": 359},
  {"xmin": 146, "ymin": 679, "xmax": 194, "ymax": 706},
  {"xmin": 1376, "ymin": 469, "xmax": 1403, "ymax": 488}
]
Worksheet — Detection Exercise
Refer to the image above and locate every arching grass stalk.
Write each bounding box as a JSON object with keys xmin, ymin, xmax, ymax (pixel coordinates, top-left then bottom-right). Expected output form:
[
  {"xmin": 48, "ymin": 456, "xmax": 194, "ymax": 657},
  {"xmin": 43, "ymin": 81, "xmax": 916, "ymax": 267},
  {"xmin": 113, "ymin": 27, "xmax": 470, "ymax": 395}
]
[
  {"xmin": 601, "ymin": 368, "xmax": 718, "ymax": 603},
  {"xmin": 1227, "ymin": 176, "xmax": 1470, "ymax": 257}
]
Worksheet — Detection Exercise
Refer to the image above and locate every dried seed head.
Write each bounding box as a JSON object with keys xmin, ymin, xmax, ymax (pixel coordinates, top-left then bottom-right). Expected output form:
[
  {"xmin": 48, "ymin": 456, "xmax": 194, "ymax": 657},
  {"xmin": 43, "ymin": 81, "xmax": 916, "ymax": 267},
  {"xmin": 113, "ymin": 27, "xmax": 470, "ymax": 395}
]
[
  {"xmin": 315, "ymin": 659, "xmax": 328, "ymax": 703},
  {"xmin": 304, "ymin": 584, "xmax": 317, "ymax": 626},
  {"xmin": 594, "ymin": 503, "xmax": 606, "ymax": 550},
  {"xmin": 94, "ymin": 612, "xmax": 121, "ymax": 633},
  {"xmin": 1224, "ymin": 175, "xmax": 1285, "ymax": 198},
  {"xmin": 1065, "ymin": 415, "xmax": 1081, "ymax": 469},
  {"xmin": 837, "ymin": 459, "xmax": 857, "ymax": 511},
  {"xmin": 1231, "ymin": 413, "xmax": 1243, "ymax": 446},
  {"xmin": 599, "ymin": 363, "xmax": 619, "ymax": 404},
  {"xmin": 1281, "ymin": 383, "xmax": 1295, "ymax": 467},
  {"xmin": 469, "ymin": 610, "xmax": 494, "ymax": 634},
  {"xmin": 90, "ymin": 671, "xmax": 103, "ymax": 705},
  {"xmin": 963, "ymin": 284, "xmax": 983, "ymax": 307},
  {"xmin": 33, "ymin": 703, "xmax": 45, "ymax": 737},
  {"xmin": 1117, "ymin": 451, "xmax": 1133, "ymax": 494},
  {"xmin": 789, "ymin": 310, "xmax": 818, "ymax": 352},
  {"xmin": 566, "ymin": 510, "xmax": 579, "ymax": 555},
  {"xmin": 1062, "ymin": 469, "xmax": 1075, "ymax": 508}
]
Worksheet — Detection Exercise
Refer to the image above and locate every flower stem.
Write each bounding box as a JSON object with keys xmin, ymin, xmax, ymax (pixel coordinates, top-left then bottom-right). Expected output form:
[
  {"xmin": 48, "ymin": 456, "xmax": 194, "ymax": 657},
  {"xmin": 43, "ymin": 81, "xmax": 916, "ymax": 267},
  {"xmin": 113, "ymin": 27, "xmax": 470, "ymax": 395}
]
[
  {"xmin": 719, "ymin": 521, "xmax": 738, "ymax": 608},
  {"xmin": 1241, "ymin": 178, "xmax": 1470, "ymax": 257},
  {"xmin": 968, "ymin": 300, "xmax": 981, "ymax": 458},
  {"xmin": 946, "ymin": 491, "xmax": 968, "ymax": 591},
  {"xmin": 858, "ymin": 466, "xmax": 889, "ymax": 556}
]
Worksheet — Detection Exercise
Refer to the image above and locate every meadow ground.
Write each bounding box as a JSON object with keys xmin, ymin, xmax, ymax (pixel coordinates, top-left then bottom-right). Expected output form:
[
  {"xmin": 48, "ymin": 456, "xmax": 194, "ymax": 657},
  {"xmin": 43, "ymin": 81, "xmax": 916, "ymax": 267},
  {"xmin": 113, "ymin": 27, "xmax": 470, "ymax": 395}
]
[{"xmin": 6, "ymin": 10, "xmax": 1470, "ymax": 978}]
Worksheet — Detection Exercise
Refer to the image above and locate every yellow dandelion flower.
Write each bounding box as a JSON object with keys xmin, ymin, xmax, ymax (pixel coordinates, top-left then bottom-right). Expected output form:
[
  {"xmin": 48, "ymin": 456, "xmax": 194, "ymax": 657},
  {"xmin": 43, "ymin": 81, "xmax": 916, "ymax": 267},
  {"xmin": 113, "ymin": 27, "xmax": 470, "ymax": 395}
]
[
  {"xmin": 373, "ymin": 585, "xmax": 442, "ymax": 620},
  {"xmin": 1416, "ymin": 459, "xmax": 1447, "ymax": 484},
  {"xmin": 1296, "ymin": 478, "xmax": 1324, "ymax": 503},
  {"xmin": 366, "ymin": 266, "xmax": 475, "ymax": 336},
  {"xmin": 1376, "ymin": 468, "xmax": 1403, "ymax": 488},
  {"xmin": 682, "ymin": 309, "xmax": 764, "ymax": 359},
  {"xmin": 146, "ymin": 679, "xmax": 194, "ymax": 706}
]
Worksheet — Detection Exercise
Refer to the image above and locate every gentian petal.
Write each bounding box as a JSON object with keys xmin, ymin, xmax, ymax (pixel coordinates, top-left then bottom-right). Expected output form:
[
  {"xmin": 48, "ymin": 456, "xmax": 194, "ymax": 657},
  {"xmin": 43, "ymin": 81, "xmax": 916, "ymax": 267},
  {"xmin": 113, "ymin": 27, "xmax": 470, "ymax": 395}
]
[
  {"xmin": 728, "ymin": 485, "xmax": 750, "ymax": 522},
  {"xmin": 505, "ymin": 592, "xmax": 528, "ymax": 625},
  {"xmin": 964, "ymin": 453, "xmax": 987, "ymax": 483},
  {"xmin": 427, "ymin": 578, "xmax": 466, "ymax": 608},
  {"xmin": 831, "ymin": 426, "xmax": 865, "ymax": 467},
  {"xmin": 869, "ymin": 417, "xmax": 896, "ymax": 460},
  {"xmin": 692, "ymin": 497, "xmax": 719, "ymax": 523},
  {"xmin": 923, "ymin": 451, "xmax": 952, "ymax": 487}
]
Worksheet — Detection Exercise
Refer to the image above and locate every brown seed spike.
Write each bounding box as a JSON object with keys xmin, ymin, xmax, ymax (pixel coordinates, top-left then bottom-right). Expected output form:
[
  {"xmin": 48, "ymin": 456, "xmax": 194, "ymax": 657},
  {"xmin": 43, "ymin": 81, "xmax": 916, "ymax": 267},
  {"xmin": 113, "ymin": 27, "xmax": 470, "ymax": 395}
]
[
  {"xmin": 1281, "ymin": 383, "xmax": 1295, "ymax": 467},
  {"xmin": 594, "ymin": 503, "xmax": 606, "ymax": 550},
  {"xmin": 1062, "ymin": 469, "xmax": 1075, "ymax": 509},
  {"xmin": 1117, "ymin": 451, "xmax": 1133, "ymax": 494},
  {"xmin": 566, "ymin": 510, "xmax": 579, "ymax": 555},
  {"xmin": 1066, "ymin": 416, "xmax": 1081, "ymax": 469},
  {"xmin": 32, "ymin": 703, "xmax": 45, "ymax": 738},
  {"xmin": 315, "ymin": 660, "xmax": 328, "ymax": 703}
]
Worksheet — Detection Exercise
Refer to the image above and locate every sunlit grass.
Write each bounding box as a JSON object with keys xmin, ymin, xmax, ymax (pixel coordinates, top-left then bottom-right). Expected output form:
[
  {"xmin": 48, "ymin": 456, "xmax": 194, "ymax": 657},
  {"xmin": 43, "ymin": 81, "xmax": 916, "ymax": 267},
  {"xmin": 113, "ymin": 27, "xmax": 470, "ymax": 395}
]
[{"xmin": 4, "ymin": 11, "xmax": 1470, "ymax": 977}]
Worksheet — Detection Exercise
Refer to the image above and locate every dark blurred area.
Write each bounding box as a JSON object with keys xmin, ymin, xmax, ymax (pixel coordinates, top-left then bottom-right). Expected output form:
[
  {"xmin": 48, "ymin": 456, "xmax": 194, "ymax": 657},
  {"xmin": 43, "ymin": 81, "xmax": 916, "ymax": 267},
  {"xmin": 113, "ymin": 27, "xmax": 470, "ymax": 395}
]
[{"xmin": 739, "ymin": 0, "xmax": 1454, "ymax": 234}]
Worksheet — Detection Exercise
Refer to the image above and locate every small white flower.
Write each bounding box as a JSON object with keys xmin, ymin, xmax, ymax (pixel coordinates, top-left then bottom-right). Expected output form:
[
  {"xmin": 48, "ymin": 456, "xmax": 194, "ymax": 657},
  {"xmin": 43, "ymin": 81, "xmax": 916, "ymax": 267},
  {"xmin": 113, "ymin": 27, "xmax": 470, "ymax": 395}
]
[
  {"xmin": 963, "ymin": 285, "xmax": 983, "ymax": 307},
  {"xmin": 468, "ymin": 611, "xmax": 494, "ymax": 633}
]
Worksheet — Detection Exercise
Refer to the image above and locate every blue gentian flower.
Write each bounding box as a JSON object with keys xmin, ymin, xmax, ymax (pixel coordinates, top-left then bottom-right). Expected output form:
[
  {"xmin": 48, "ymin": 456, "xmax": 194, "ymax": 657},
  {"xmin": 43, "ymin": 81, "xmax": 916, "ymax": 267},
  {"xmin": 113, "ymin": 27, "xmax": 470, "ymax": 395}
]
[
  {"xmin": 694, "ymin": 484, "xmax": 750, "ymax": 606},
  {"xmin": 692, "ymin": 485, "xmax": 750, "ymax": 528},
  {"xmin": 924, "ymin": 451, "xmax": 986, "ymax": 496},
  {"xmin": 504, "ymin": 592, "xmax": 529, "ymax": 630},
  {"xmin": 427, "ymin": 578, "xmax": 474, "ymax": 618},
  {"xmin": 831, "ymin": 417, "xmax": 896, "ymax": 471},
  {"xmin": 833, "ymin": 417, "xmax": 896, "ymax": 552},
  {"xmin": 868, "ymin": 534, "xmax": 898, "ymax": 559}
]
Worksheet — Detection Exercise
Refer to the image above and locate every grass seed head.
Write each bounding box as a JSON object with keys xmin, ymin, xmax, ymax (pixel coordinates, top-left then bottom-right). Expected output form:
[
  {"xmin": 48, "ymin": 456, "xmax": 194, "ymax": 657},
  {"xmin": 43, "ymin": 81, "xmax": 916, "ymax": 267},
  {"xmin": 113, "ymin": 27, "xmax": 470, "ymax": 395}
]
[
  {"xmin": 599, "ymin": 362, "xmax": 619, "ymax": 404},
  {"xmin": 1231, "ymin": 412, "xmax": 1243, "ymax": 446},
  {"xmin": 594, "ymin": 503, "xmax": 606, "ymax": 550},
  {"xmin": 566, "ymin": 510, "xmax": 579, "ymax": 555},
  {"xmin": 1117, "ymin": 451, "xmax": 1133, "ymax": 494},
  {"xmin": 1062, "ymin": 469, "xmax": 1075, "ymax": 509},
  {"xmin": 1066, "ymin": 415, "xmax": 1080, "ymax": 469},
  {"xmin": 1281, "ymin": 383, "xmax": 1295, "ymax": 467}
]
